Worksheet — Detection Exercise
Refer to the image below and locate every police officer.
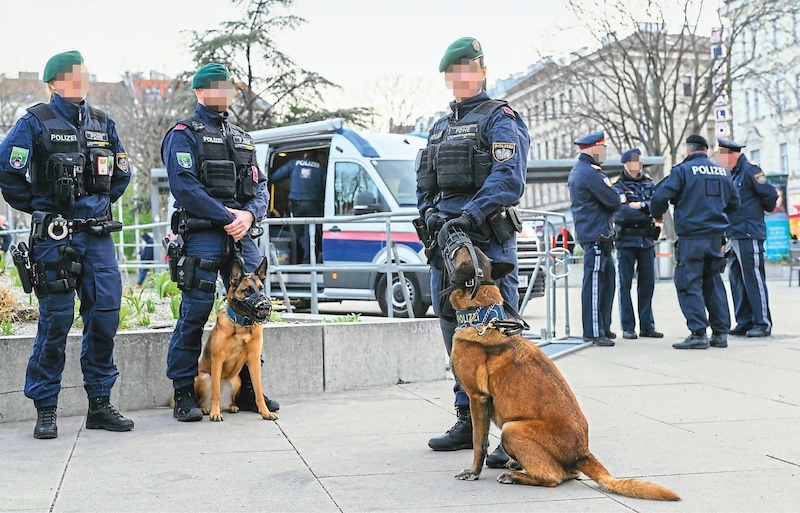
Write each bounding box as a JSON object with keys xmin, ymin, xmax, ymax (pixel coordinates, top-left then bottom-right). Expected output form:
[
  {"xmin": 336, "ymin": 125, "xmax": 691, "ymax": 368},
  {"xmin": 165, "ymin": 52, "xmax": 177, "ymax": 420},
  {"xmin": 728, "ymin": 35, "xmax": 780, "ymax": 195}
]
[
  {"xmin": 417, "ymin": 37, "xmax": 529, "ymax": 468},
  {"xmin": 270, "ymin": 151, "xmax": 325, "ymax": 264},
  {"xmin": 567, "ymin": 131, "xmax": 620, "ymax": 347},
  {"xmin": 612, "ymin": 149, "xmax": 663, "ymax": 340},
  {"xmin": 162, "ymin": 63, "xmax": 277, "ymax": 421},
  {"xmin": 717, "ymin": 139, "xmax": 777, "ymax": 338},
  {"xmin": 650, "ymin": 135, "xmax": 739, "ymax": 349},
  {"xmin": 0, "ymin": 51, "xmax": 133, "ymax": 439}
]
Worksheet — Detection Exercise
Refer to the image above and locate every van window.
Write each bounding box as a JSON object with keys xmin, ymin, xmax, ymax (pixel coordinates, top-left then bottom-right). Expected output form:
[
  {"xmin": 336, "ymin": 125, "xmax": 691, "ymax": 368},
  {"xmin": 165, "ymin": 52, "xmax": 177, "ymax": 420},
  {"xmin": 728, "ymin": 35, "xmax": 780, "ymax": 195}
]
[
  {"xmin": 334, "ymin": 162, "xmax": 385, "ymax": 215},
  {"xmin": 372, "ymin": 160, "xmax": 416, "ymax": 207}
]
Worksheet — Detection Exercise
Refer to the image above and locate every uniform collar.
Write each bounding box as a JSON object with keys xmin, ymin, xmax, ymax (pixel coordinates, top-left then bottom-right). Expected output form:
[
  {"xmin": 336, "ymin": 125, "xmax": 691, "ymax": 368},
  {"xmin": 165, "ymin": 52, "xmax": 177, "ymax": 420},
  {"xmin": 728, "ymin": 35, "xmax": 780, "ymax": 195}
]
[
  {"xmin": 194, "ymin": 103, "xmax": 228, "ymax": 127},
  {"xmin": 450, "ymin": 91, "xmax": 489, "ymax": 120},
  {"xmin": 621, "ymin": 168, "xmax": 644, "ymax": 181},
  {"xmin": 683, "ymin": 152, "xmax": 708, "ymax": 163},
  {"xmin": 50, "ymin": 93, "xmax": 88, "ymax": 125},
  {"xmin": 732, "ymin": 153, "xmax": 747, "ymax": 173},
  {"xmin": 578, "ymin": 153, "xmax": 600, "ymax": 166}
]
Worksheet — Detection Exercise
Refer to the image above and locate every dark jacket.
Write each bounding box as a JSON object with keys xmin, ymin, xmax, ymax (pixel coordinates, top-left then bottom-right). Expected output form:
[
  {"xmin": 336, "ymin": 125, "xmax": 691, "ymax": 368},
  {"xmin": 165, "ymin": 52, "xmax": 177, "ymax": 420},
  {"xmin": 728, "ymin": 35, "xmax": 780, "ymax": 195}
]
[
  {"xmin": 567, "ymin": 153, "xmax": 620, "ymax": 245},
  {"xmin": 650, "ymin": 152, "xmax": 739, "ymax": 239},
  {"xmin": 612, "ymin": 169, "xmax": 657, "ymax": 249},
  {"xmin": 271, "ymin": 158, "xmax": 324, "ymax": 202},
  {"xmin": 726, "ymin": 154, "xmax": 778, "ymax": 240}
]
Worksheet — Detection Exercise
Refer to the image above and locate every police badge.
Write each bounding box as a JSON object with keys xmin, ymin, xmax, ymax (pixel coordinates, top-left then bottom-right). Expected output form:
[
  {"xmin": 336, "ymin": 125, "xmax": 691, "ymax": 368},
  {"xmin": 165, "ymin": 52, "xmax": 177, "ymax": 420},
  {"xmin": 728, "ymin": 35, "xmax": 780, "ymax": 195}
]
[{"xmin": 492, "ymin": 142, "xmax": 516, "ymax": 163}]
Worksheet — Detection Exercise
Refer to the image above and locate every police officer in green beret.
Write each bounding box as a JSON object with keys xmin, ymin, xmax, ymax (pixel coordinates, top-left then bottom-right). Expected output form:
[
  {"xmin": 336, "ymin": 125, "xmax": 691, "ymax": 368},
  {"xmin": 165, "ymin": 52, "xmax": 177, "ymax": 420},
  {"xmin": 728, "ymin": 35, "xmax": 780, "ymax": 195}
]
[
  {"xmin": 0, "ymin": 50, "xmax": 133, "ymax": 438},
  {"xmin": 417, "ymin": 37, "xmax": 529, "ymax": 468}
]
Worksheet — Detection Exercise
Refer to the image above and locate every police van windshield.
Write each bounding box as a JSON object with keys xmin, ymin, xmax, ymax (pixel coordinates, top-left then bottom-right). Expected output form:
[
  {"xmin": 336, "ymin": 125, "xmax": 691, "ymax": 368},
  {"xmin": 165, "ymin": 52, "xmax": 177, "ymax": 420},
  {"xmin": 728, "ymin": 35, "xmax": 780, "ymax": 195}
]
[{"xmin": 372, "ymin": 160, "xmax": 416, "ymax": 207}]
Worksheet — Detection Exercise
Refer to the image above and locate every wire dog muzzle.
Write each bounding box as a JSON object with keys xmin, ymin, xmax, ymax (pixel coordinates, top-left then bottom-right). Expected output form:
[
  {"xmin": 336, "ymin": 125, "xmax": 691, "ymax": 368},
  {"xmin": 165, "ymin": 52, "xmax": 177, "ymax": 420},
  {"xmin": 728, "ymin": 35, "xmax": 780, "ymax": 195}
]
[
  {"xmin": 438, "ymin": 219, "xmax": 484, "ymax": 299},
  {"xmin": 228, "ymin": 277, "xmax": 272, "ymax": 326}
]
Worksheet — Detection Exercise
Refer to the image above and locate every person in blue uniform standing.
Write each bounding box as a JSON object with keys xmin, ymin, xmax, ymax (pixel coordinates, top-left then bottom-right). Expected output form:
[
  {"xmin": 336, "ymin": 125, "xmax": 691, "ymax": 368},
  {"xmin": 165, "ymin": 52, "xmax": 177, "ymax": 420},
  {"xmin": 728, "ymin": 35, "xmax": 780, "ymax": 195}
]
[
  {"xmin": 612, "ymin": 149, "xmax": 663, "ymax": 340},
  {"xmin": 650, "ymin": 135, "xmax": 739, "ymax": 349},
  {"xmin": 270, "ymin": 152, "xmax": 324, "ymax": 264},
  {"xmin": 717, "ymin": 138, "xmax": 777, "ymax": 338},
  {"xmin": 162, "ymin": 63, "xmax": 277, "ymax": 421},
  {"xmin": 0, "ymin": 51, "xmax": 134, "ymax": 439},
  {"xmin": 417, "ymin": 37, "xmax": 529, "ymax": 468},
  {"xmin": 567, "ymin": 131, "xmax": 620, "ymax": 347},
  {"xmin": 136, "ymin": 232, "xmax": 155, "ymax": 288}
]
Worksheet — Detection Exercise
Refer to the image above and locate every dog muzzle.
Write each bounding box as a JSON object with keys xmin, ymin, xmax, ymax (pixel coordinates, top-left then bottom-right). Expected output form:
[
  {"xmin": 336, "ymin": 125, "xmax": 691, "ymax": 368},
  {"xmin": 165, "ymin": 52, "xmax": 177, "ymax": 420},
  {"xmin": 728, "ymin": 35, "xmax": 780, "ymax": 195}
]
[
  {"xmin": 229, "ymin": 292, "xmax": 272, "ymax": 326},
  {"xmin": 438, "ymin": 220, "xmax": 483, "ymax": 299}
]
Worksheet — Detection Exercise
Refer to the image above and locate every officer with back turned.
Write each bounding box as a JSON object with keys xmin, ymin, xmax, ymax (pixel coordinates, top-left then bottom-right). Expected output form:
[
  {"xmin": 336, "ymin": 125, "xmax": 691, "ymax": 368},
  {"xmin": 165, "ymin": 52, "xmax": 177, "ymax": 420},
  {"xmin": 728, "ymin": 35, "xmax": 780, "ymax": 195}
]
[
  {"xmin": 417, "ymin": 37, "xmax": 529, "ymax": 468},
  {"xmin": 567, "ymin": 131, "xmax": 620, "ymax": 347},
  {"xmin": 161, "ymin": 63, "xmax": 278, "ymax": 421},
  {"xmin": 717, "ymin": 138, "xmax": 777, "ymax": 338},
  {"xmin": 612, "ymin": 148, "xmax": 663, "ymax": 340},
  {"xmin": 0, "ymin": 50, "xmax": 133, "ymax": 439},
  {"xmin": 650, "ymin": 135, "xmax": 739, "ymax": 349}
]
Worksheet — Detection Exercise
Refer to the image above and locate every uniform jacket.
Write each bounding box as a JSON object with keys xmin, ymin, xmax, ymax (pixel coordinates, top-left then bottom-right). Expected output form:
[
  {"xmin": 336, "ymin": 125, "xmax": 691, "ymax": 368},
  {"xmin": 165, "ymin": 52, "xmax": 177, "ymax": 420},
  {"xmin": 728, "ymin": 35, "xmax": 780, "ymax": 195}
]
[
  {"xmin": 567, "ymin": 153, "xmax": 620, "ymax": 245},
  {"xmin": 650, "ymin": 152, "xmax": 740, "ymax": 239},
  {"xmin": 161, "ymin": 103, "xmax": 269, "ymax": 226},
  {"xmin": 271, "ymin": 158, "xmax": 324, "ymax": 202},
  {"xmin": 416, "ymin": 91, "xmax": 529, "ymax": 225},
  {"xmin": 726, "ymin": 154, "xmax": 778, "ymax": 240},
  {"xmin": 0, "ymin": 93, "xmax": 130, "ymax": 218},
  {"xmin": 612, "ymin": 169, "xmax": 656, "ymax": 249}
]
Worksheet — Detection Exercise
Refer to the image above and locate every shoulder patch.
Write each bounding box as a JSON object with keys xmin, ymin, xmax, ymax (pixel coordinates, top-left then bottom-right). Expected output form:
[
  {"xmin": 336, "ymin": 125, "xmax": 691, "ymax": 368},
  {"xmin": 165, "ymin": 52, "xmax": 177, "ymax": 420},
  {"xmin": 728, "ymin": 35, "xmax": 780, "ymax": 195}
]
[
  {"xmin": 591, "ymin": 164, "xmax": 603, "ymax": 170},
  {"xmin": 748, "ymin": 160, "xmax": 758, "ymax": 166},
  {"xmin": 9, "ymin": 147, "xmax": 30, "ymax": 169},
  {"xmin": 176, "ymin": 152, "xmax": 193, "ymax": 169},
  {"xmin": 492, "ymin": 142, "xmax": 516, "ymax": 162},
  {"xmin": 174, "ymin": 124, "xmax": 187, "ymax": 131},
  {"xmin": 603, "ymin": 177, "xmax": 612, "ymax": 187},
  {"xmin": 115, "ymin": 153, "xmax": 129, "ymax": 172},
  {"xmin": 753, "ymin": 171, "xmax": 767, "ymax": 185},
  {"xmin": 501, "ymin": 106, "xmax": 516, "ymax": 119}
]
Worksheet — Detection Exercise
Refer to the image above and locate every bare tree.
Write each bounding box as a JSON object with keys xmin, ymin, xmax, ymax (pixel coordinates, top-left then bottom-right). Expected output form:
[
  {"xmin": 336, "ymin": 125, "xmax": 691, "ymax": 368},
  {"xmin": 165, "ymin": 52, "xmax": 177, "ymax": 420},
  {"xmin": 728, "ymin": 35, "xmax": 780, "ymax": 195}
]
[
  {"xmin": 357, "ymin": 73, "xmax": 443, "ymax": 133},
  {"xmin": 0, "ymin": 76, "xmax": 47, "ymax": 132}
]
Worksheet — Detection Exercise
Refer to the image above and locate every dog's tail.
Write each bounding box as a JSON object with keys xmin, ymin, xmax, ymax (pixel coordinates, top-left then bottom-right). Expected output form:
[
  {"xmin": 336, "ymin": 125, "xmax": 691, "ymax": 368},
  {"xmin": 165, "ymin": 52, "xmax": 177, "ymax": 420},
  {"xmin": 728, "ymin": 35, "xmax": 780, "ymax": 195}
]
[{"xmin": 575, "ymin": 453, "xmax": 680, "ymax": 501}]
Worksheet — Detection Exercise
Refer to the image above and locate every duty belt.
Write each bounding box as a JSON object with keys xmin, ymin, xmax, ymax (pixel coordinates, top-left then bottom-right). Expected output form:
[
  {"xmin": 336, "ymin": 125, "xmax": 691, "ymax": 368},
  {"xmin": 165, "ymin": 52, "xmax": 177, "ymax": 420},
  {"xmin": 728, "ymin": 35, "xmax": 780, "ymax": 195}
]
[{"xmin": 31, "ymin": 211, "xmax": 120, "ymax": 241}]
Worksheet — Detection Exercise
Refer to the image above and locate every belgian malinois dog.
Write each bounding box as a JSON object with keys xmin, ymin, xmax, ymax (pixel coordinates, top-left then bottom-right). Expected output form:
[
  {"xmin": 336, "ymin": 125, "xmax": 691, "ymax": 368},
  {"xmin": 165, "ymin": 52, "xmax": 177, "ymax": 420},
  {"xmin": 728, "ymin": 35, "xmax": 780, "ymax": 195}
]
[
  {"xmin": 447, "ymin": 244, "xmax": 679, "ymax": 501},
  {"xmin": 194, "ymin": 257, "xmax": 277, "ymax": 422}
]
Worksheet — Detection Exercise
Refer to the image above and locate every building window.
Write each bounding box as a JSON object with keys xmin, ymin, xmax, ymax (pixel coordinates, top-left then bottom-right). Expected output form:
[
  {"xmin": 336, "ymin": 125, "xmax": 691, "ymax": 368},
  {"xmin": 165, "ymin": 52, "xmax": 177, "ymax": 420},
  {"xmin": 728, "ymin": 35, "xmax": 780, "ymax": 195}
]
[
  {"xmin": 740, "ymin": 28, "xmax": 748, "ymax": 58},
  {"xmin": 751, "ymin": 149, "xmax": 760, "ymax": 163},
  {"xmin": 780, "ymin": 143, "xmax": 789, "ymax": 174},
  {"xmin": 536, "ymin": 142, "xmax": 542, "ymax": 159},
  {"xmin": 776, "ymin": 79, "xmax": 786, "ymax": 110},
  {"xmin": 559, "ymin": 93, "xmax": 566, "ymax": 115},
  {"xmin": 754, "ymin": 91, "xmax": 760, "ymax": 119},
  {"xmin": 543, "ymin": 101, "xmax": 548, "ymax": 121},
  {"xmin": 545, "ymin": 141, "xmax": 549, "ymax": 159},
  {"xmin": 534, "ymin": 105, "xmax": 540, "ymax": 123},
  {"xmin": 744, "ymin": 90, "xmax": 750, "ymax": 121},
  {"xmin": 550, "ymin": 98, "xmax": 556, "ymax": 119},
  {"xmin": 682, "ymin": 76, "xmax": 692, "ymax": 97}
]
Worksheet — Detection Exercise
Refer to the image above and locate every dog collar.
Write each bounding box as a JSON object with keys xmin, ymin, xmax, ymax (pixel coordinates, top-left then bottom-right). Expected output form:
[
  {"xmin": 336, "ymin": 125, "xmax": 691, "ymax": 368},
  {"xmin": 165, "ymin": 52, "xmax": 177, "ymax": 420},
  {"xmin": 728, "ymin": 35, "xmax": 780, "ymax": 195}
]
[
  {"xmin": 227, "ymin": 305, "xmax": 256, "ymax": 326},
  {"xmin": 456, "ymin": 304, "xmax": 505, "ymax": 330}
]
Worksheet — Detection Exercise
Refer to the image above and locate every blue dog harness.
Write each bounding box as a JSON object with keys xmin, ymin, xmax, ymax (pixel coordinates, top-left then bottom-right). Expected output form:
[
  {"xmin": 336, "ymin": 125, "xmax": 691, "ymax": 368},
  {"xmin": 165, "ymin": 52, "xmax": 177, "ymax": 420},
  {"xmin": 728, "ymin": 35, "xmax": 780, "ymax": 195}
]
[{"xmin": 456, "ymin": 304, "xmax": 505, "ymax": 329}]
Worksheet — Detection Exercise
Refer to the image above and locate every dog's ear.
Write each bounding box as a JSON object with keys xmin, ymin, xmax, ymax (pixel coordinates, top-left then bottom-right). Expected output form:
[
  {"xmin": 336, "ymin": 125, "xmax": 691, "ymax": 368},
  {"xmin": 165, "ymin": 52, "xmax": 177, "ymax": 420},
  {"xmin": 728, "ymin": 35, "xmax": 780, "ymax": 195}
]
[
  {"xmin": 230, "ymin": 258, "xmax": 245, "ymax": 287},
  {"xmin": 255, "ymin": 257, "xmax": 268, "ymax": 282},
  {"xmin": 491, "ymin": 261, "xmax": 515, "ymax": 280}
]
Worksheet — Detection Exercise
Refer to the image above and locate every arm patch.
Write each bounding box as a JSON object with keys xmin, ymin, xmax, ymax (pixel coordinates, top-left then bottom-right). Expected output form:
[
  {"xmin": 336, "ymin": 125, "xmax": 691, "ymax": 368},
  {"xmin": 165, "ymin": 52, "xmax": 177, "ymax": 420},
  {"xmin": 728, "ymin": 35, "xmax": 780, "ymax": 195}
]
[{"xmin": 501, "ymin": 106, "xmax": 516, "ymax": 119}]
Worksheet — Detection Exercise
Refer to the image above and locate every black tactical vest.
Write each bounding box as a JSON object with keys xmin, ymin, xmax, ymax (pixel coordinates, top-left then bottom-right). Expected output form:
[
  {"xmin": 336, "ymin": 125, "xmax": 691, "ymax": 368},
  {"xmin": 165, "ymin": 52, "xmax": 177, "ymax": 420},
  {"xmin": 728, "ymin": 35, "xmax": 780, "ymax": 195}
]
[
  {"xmin": 416, "ymin": 99, "xmax": 507, "ymax": 196},
  {"xmin": 28, "ymin": 103, "xmax": 114, "ymax": 209},
  {"xmin": 173, "ymin": 117, "xmax": 258, "ymax": 202}
]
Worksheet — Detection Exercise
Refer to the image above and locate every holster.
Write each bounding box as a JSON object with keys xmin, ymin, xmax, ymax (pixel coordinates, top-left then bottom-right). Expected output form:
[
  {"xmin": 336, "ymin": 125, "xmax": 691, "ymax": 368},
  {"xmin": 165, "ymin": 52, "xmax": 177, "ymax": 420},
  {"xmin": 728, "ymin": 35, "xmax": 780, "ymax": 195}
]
[
  {"xmin": 487, "ymin": 206, "xmax": 522, "ymax": 244},
  {"xmin": 10, "ymin": 242, "xmax": 34, "ymax": 294},
  {"xmin": 412, "ymin": 216, "xmax": 432, "ymax": 248}
]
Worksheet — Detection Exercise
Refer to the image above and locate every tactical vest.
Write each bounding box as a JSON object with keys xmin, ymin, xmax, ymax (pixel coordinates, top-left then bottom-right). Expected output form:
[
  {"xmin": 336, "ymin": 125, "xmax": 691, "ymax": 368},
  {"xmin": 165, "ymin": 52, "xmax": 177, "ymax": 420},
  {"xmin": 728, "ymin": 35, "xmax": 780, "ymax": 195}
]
[
  {"xmin": 173, "ymin": 118, "xmax": 258, "ymax": 202},
  {"xmin": 416, "ymin": 99, "xmax": 508, "ymax": 196},
  {"xmin": 28, "ymin": 103, "xmax": 114, "ymax": 210}
]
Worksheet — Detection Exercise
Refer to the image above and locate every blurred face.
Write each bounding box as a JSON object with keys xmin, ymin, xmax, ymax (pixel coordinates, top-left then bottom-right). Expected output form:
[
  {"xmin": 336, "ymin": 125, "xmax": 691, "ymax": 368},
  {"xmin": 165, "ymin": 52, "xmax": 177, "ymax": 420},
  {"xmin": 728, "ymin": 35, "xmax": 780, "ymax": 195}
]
[
  {"xmin": 195, "ymin": 80, "xmax": 234, "ymax": 113},
  {"xmin": 624, "ymin": 154, "xmax": 641, "ymax": 176},
  {"xmin": 48, "ymin": 63, "xmax": 90, "ymax": 103},
  {"xmin": 718, "ymin": 148, "xmax": 739, "ymax": 169},
  {"xmin": 592, "ymin": 144, "xmax": 608, "ymax": 164},
  {"xmin": 444, "ymin": 59, "xmax": 486, "ymax": 101}
]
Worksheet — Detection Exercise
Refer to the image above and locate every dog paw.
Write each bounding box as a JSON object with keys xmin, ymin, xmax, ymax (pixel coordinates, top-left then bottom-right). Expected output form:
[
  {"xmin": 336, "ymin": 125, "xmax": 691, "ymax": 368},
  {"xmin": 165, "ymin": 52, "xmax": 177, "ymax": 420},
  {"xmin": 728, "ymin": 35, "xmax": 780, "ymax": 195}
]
[
  {"xmin": 201, "ymin": 408, "xmax": 210, "ymax": 415},
  {"xmin": 455, "ymin": 469, "xmax": 481, "ymax": 481},
  {"xmin": 210, "ymin": 412, "xmax": 224, "ymax": 422},
  {"xmin": 260, "ymin": 410, "xmax": 278, "ymax": 421},
  {"xmin": 497, "ymin": 472, "xmax": 516, "ymax": 484},
  {"xmin": 229, "ymin": 404, "xmax": 239, "ymax": 413}
]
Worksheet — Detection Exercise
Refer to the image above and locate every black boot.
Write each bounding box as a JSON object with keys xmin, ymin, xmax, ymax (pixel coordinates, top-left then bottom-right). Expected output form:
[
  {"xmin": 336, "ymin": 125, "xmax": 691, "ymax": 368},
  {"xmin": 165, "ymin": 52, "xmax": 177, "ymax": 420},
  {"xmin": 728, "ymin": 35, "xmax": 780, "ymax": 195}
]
[
  {"xmin": 86, "ymin": 397, "xmax": 134, "ymax": 432},
  {"xmin": 710, "ymin": 333, "xmax": 728, "ymax": 348},
  {"xmin": 173, "ymin": 386, "xmax": 203, "ymax": 422},
  {"xmin": 673, "ymin": 331, "xmax": 709, "ymax": 349},
  {"xmin": 428, "ymin": 406, "xmax": 472, "ymax": 451},
  {"xmin": 237, "ymin": 365, "xmax": 280, "ymax": 412},
  {"xmin": 485, "ymin": 443, "xmax": 524, "ymax": 470},
  {"xmin": 34, "ymin": 406, "xmax": 58, "ymax": 440}
]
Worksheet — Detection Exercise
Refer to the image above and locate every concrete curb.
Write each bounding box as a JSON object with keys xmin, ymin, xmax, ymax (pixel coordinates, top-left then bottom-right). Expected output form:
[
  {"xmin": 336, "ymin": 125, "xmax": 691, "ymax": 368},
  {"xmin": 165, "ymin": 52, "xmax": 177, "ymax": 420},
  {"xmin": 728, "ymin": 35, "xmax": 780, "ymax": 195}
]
[{"xmin": 0, "ymin": 318, "xmax": 445, "ymax": 423}]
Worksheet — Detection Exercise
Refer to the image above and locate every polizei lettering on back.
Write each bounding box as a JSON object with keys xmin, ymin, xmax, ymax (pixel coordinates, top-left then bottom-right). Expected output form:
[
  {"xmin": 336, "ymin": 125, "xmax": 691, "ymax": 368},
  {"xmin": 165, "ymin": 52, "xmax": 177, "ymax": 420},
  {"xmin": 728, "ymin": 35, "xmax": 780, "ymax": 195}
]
[
  {"xmin": 691, "ymin": 165, "xmax": 728, "ymax": 176},
  {"xmin": 51, "ymin": 133, "xmax": 78, "ymax": 142},
  {"xmin": 202, "ymin": 136, "xmax": 224, "ymax": 144},
  {"xmin": 297, "ymin": 160, "xmax": 320, "ymax": 168}
]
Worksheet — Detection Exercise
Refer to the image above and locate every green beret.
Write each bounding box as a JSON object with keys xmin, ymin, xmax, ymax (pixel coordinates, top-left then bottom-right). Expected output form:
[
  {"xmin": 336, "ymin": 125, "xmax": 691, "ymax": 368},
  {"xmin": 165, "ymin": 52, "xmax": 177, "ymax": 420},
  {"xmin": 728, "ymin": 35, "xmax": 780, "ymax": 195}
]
[
  {"xmin": 42, "ymin": 51, "xmax": 84, "ymax": 83},
  {"xmin": 192, "ymin": 63, "xmax": 231, "ymax": 89},
  {"xmin": 439, "ymin": 37, "xmax": 484, "ymax": 73}
]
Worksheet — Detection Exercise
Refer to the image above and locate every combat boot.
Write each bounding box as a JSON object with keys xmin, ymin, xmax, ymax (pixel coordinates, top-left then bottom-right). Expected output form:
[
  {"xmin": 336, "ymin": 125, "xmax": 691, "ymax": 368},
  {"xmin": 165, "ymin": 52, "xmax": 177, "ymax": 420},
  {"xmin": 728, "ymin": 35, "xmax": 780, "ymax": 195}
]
[
  {"xmin": 672, "ymin": 331, "xmax": 709, "ymax": 350},
  {"xmin": 710, "ymin": 333, "xmax": 728, "ymax": 348},
  {"xmin": 173, "ymin": 386, "xmax": 203, "ymax": 422},
  {"xmin": 428, "ymin": 406, "xmax": 472, "ymax": 451},
  {"xmin": 34, "ymin": 406, "xmax": 58, "ymax": 439},
  {"xmin": 86, "ymin": 397, "xmax": 134, "ymax": 431},
  {"xmin": 485, "ymin": 444, "xmax": 522, "ymax": 469}
]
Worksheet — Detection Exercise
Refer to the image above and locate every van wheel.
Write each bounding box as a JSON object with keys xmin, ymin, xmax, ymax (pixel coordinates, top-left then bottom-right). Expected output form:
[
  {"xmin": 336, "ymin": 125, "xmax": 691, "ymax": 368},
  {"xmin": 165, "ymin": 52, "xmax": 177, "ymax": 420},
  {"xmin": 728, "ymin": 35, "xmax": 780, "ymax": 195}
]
[{"xmin": 376, "ymin": 274, "xmax": 428, "ymax": 318}]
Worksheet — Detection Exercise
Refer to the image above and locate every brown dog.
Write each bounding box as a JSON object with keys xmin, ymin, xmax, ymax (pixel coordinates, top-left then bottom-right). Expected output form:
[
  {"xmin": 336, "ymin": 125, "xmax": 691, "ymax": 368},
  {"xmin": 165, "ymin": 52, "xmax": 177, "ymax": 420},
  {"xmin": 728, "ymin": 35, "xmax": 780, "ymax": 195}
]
[
  {"xmin": 447, "ymin": 245, "xmax": 679, "ymax": 501},
  {"xmin": 194, "ymin": 257, "xmax": 277, "ymax": 422}
]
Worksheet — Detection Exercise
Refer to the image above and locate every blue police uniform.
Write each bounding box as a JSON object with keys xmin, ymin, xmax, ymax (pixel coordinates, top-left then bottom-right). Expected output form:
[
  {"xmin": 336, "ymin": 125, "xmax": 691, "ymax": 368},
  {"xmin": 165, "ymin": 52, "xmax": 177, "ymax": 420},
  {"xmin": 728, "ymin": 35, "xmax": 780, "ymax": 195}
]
[
  {"xmin": 271, "ymin": 157, "xmax": 324, "ymax": 264},
  {"xmin": 612, "ymin": 164, "xmax": 659, "ymax": 336},
  {"xmin": 0, "ymin": 93, "xmax": 131, "ymax": 408},
  {"xmin": 417, "ymin": 90, "xmax": 529, "ymax": 409},
  {"xmin": 137, "ymin": 232, "xmax": 154, "ymax": 286},
  {"xmin": 650, "ymin": 149, "xmax": 739, "ymax": 341},
  {"xmin": 719, "ymin": 140, "xmax": 778, "ymax": 336},
  {"xmin": 162, "ymin": 103, "xmax": 269, "ymax": 391},
  {"xmin": 567, "ymin": 133, "xmax": 620, "ymax": 341}
]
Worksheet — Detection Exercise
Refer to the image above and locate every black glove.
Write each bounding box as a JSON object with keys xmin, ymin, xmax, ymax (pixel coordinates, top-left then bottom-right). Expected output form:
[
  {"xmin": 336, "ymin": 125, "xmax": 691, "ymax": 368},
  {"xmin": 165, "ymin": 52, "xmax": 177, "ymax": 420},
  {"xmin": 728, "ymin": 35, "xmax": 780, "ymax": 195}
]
[
  {"xmin": 425, "ymin": 210, "xmax": 448, "ymax": 235},
  {"xmin": 449, "ymin": 212, "xmax": 476, "ymax": 232}
]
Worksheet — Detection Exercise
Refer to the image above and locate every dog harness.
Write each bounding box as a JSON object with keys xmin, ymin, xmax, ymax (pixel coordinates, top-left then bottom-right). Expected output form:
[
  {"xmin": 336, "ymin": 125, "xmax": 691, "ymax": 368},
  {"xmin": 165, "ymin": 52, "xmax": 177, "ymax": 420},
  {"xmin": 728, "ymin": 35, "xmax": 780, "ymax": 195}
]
[{"xmin": 456, "ymin": 303, "xmax": 529, "ymax": 336}]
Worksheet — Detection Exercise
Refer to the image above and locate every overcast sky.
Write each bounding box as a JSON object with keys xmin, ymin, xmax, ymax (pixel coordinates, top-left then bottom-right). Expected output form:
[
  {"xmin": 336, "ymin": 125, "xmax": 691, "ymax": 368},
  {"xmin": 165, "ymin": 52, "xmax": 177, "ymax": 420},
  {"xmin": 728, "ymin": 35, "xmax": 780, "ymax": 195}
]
[{"xmin": 1, "ymin": 0, "xmax": 720, "ymax": 116}]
